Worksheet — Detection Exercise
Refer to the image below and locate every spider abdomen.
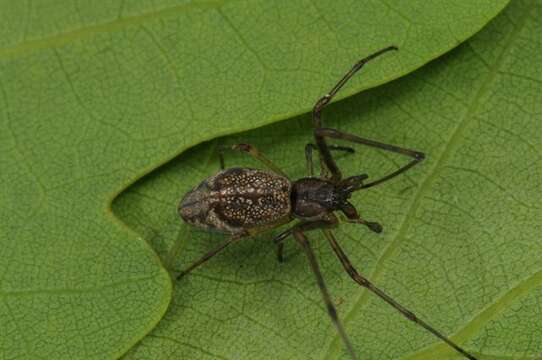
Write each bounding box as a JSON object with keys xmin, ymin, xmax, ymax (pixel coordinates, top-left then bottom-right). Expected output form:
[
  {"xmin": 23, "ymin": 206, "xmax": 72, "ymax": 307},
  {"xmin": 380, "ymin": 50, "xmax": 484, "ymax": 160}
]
[{"xmin": 179, "ymin": 168, "xmax": 292, "ymax": 235}]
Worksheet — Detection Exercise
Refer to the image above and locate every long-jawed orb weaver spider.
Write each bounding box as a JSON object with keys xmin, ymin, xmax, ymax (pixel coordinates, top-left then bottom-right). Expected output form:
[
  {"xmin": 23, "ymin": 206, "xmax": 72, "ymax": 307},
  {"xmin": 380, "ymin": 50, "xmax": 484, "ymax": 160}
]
[{"xmin": 177, "ymin": 46, "xmax": 477, "ymax": 360}]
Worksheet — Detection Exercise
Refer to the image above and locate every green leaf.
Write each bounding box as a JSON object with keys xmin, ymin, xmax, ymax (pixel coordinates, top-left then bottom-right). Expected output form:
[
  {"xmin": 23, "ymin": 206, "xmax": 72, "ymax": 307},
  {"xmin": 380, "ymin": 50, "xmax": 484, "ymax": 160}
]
[
  {"xmin": 113, "ymin": 0, "xmax": 542, "ymax": 359},
  {"xmin": 0, "ymin": 0, "xmax": 510, "ymax": 359}
]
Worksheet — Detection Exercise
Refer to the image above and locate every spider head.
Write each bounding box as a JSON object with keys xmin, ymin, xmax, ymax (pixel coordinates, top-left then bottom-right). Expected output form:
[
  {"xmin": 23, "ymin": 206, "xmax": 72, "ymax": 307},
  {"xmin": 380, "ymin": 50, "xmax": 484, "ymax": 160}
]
[{"xmin": 291, "ymin": 174, "xmax": 368, "ymax": 220}]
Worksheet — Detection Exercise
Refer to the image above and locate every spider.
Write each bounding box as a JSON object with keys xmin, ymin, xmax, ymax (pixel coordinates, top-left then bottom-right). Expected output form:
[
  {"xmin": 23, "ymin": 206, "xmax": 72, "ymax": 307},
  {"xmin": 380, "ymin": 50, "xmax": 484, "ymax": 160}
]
[{"xmin": 176, "ymin": 46, "xmax": 477, "ymax": 360}]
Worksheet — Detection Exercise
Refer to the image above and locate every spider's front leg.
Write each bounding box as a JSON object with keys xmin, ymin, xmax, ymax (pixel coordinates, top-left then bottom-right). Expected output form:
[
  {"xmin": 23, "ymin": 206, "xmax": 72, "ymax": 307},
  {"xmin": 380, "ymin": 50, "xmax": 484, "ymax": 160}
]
[
  {"xmin": 304, "ymin": 143, "xmax": 354, "ymax": 177},
  {"xmin": 310, "ymin": 45, "xmax": 399, "ymax": 181},
  {"xmin": 322, "ymin": 229, "xmax": 478, "ymax": 360},
  {"xmin": 315, "ymin": 127, "xmax": 424, "ymax": 189}
]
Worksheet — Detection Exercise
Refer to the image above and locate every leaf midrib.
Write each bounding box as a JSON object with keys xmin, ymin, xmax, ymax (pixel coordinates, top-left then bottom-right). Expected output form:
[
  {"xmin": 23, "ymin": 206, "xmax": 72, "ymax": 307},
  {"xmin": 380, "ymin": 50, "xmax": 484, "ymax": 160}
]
[
  {"xmin": 324, "ymin": 2, "xmax": 534, "ymax": 359},
  {"xmin": 406, "ymin": 269, "xmax": 542, "ymax": 359}
]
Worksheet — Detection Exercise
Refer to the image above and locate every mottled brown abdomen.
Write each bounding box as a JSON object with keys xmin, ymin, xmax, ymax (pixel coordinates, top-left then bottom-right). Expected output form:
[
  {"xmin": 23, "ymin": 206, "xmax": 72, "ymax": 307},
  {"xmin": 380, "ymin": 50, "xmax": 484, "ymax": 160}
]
[{"xmin": 179, "ymin": 168, "xmax": 292, "ymax": 235}]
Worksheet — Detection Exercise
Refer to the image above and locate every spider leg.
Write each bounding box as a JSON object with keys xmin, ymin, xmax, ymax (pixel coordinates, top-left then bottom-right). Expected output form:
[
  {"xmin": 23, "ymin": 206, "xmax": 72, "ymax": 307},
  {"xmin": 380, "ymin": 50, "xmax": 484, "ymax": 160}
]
[
  {"xmin": 312, "ymin": 46, "xmax": 398, "ymax": 181},
  {"xmin": 322, "ymin": 229, "xmax": 478, "ymax": 360},
  {"xmin": 305, "ymin": 143, "xmax": 354, "ymax": 177},
  {"xmin": 176, "ymin": 233, "xmax": 245, "ymax": 280},
  {"xmin": 342, "ymin": 216, "xmax": 383, "ymax": 234},
  {"xmin": 340, "ymin": 202, "xmax": 383, "ymax": 234},
  {"xmin": 273, "ymin": 218, "xmax": 338, "ymax": 263},
  {"xmin": 294, "ymin": 228, "xmax": 357, "ymax": 360},
  {"xmin": 218, "ymin": 143, "xmax": 289, "ymax": 178},
  {"xmin": 276, "ymin": 242, "xmax": 284, "ymax": 263},
  {"xmin": 217, "ymin": 145, "xmax": 227, "ymax": 170},
  {"xmin": 315, "ymin": 128, "xmax": 424, "ymax": 189}
]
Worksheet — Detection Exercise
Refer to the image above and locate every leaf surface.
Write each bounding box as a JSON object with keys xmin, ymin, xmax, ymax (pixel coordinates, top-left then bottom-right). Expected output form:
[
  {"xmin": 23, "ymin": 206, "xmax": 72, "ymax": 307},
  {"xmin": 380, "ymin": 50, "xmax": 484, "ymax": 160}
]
[
  {"xmin": 0, "ymin": 0, "xmax": 510, "ymax": 359},
  {"xmin": 114, "ymin": 0, "xmax": 542, "ymax": 359}
]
